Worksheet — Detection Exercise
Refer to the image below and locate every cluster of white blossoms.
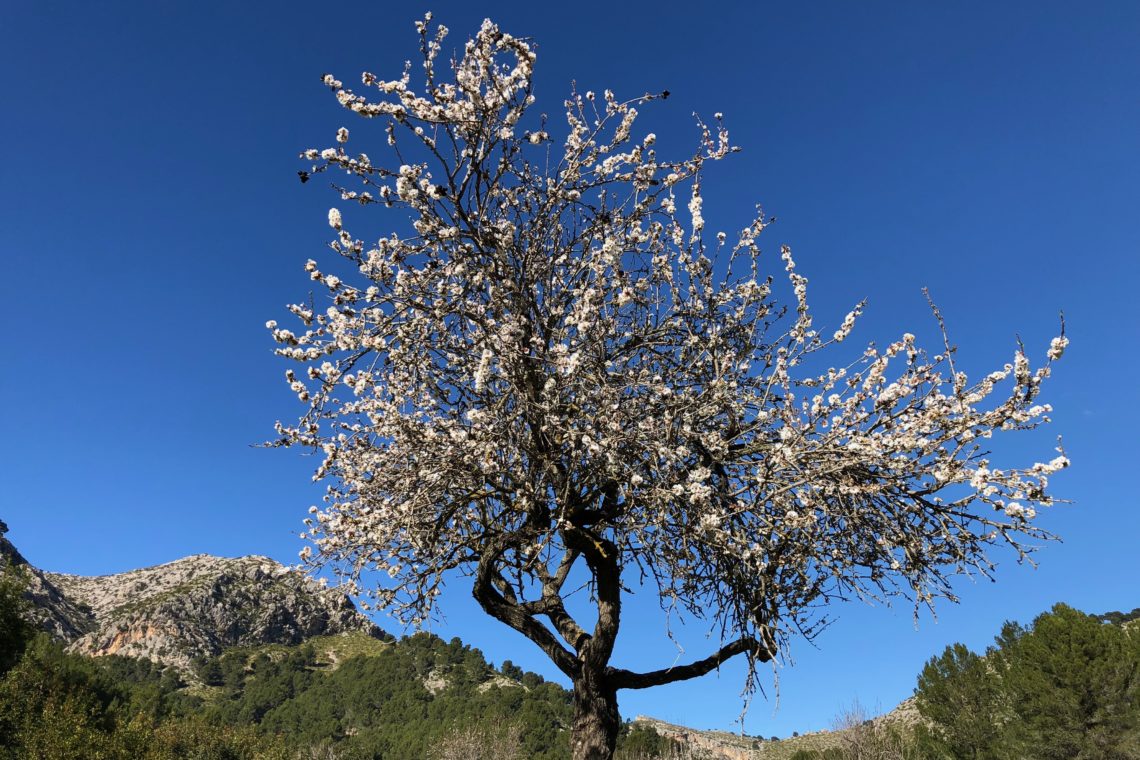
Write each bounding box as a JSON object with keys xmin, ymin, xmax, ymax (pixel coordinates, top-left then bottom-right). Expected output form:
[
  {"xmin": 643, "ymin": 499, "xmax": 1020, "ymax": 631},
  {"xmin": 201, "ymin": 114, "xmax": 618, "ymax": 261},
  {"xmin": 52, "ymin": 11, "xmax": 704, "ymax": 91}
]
[{"xmin": 271, "ymin": 15, "xmax": 1067, "ymax": 677}]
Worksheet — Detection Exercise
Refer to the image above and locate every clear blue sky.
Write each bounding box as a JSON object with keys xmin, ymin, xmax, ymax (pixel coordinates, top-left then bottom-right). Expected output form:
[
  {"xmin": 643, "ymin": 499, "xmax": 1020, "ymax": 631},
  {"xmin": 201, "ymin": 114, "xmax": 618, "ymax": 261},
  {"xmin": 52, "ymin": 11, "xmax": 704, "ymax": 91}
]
[{"xmin": 3, "ymin": 0, "xmax": 1138, "ymax": 738}]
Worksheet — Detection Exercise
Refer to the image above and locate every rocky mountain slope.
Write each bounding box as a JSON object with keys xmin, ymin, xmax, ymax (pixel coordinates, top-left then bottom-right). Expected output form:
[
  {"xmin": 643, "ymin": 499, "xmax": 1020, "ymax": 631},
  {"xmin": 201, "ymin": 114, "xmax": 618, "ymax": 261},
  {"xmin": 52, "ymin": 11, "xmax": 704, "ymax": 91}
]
[
  {"xmin": 3, "ymin": 527, "xmax": 921, "ymax": 755},
  {"xmin": 2, "ymin": 528, "xmax": 386, "ymax": 673},
  {"xmin": 0, "ymin": 528, "xmax": 95, "ymax": 640},
  {"xmin": 632, "ymin": 698, "xmax": 921, "ymax": 759}
]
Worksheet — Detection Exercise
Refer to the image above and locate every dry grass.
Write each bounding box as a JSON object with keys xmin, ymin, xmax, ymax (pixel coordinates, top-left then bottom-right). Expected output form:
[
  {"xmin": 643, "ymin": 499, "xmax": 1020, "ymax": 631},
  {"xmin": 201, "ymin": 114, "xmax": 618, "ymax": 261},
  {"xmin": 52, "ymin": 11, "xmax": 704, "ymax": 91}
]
[{"xmin": 427, "ymin": 723, "xmax": 525, "ymax": 760}]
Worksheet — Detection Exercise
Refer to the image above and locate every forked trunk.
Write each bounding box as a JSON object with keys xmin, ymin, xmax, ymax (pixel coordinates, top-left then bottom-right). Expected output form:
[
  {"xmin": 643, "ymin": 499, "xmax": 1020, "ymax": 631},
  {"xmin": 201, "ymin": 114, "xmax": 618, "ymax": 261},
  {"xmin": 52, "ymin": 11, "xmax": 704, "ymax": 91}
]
[{"xmin": 570, "ymin": 669, "xmax": 620, "ymax": 760}]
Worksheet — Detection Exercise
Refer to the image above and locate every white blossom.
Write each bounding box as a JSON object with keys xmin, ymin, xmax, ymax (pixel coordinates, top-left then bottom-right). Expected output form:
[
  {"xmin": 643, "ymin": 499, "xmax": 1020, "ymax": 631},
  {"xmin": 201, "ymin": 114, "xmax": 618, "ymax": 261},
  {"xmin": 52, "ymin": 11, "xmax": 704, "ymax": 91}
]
[
  {"xmin": 1047, "ymin": 335, "xmax": 1069, "ymax": 360},
  {"xmin": 272, "ymin": 15, "xmax": 1069, "ymax": 724}
]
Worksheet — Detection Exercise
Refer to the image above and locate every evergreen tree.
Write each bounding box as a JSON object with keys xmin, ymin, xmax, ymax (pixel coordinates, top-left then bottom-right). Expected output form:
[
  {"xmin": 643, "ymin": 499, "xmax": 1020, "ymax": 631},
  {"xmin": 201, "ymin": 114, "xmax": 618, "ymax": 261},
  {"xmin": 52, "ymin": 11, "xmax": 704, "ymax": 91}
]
[
  {"xmin": 915, "ymin": 643, "xmax": 1008, "ymax": 759},
  {"xmin": 996, "ymin": 604, "xmax": 1140, "ymax": 759},
  {"xmin": 0, "ymin": 569, "xmax": 31, "ymax": 677},
  {"xmin": 915, "ymin": 603, "xmax": 1140, "ymax": 759}
]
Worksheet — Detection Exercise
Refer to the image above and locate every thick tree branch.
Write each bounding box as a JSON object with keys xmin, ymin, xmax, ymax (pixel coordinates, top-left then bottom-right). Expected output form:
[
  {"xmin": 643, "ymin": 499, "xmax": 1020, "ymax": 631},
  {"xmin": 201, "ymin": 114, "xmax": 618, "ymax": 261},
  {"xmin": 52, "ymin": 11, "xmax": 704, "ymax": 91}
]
[
  {"xmin": 532, "ymin": 548, "xmax": 590, "ymax": 652},
  {"xmin": 606, "ymin": 635, "xmax": 772, "ymax": 690},
  {"xmin": 544, "ymin": 594, "xmax": 591, "ymax": 652},
  {"xmin": 563, "ymin": 527, "xmax": 622, "ymax": 668},
  {"xmin": 472, "ymin": 547, "xmax": 579, "ymax": 678}
]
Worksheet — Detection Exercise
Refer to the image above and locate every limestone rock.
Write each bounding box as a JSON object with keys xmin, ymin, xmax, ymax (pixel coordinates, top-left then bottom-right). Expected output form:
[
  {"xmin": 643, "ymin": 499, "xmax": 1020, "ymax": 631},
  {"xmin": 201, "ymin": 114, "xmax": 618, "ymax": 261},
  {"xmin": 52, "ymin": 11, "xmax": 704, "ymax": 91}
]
[
  {"xmin": 47, "ymin": 553, "xmax": 386, "ymax": 672},
  {"xmin": 2, "ymin": 534, "xmax": 385, "ymax": 674}
]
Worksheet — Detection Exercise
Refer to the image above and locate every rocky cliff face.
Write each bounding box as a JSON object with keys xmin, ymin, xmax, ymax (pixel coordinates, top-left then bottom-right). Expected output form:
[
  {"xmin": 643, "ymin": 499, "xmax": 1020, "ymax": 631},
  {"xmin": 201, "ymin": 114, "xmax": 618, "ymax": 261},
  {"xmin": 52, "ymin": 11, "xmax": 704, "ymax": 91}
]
[
  {"xmin": 633, "ymin": 716, "xmax": 771, "ymax": 759},
  {"xmin": 0, "ymin": 532, "xmax": 95, "ymax": 641},
  {"xmin": 2, "ymin": 533, "xmax": 385, "ymax": 673}
]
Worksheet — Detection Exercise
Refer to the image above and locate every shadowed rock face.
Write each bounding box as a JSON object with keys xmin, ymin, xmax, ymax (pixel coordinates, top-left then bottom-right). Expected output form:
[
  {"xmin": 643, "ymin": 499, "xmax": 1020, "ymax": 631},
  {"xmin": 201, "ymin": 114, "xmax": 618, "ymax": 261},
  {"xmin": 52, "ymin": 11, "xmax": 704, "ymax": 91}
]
[
  {"xmin": 2, "ymin": 535, "xmax": 385, "ymax": 673},
  {"xmin": 0, "ymin": 534, "xmax": 95, "ymax": 641}
]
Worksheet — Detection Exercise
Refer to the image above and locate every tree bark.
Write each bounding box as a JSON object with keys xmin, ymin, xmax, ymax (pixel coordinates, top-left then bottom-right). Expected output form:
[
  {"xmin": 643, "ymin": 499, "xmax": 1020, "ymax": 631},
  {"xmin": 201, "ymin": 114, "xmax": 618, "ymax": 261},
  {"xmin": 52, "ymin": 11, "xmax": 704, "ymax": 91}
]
[{"xmin": 570, "ymin": 668, "xmax": 620, "ymax": 760}]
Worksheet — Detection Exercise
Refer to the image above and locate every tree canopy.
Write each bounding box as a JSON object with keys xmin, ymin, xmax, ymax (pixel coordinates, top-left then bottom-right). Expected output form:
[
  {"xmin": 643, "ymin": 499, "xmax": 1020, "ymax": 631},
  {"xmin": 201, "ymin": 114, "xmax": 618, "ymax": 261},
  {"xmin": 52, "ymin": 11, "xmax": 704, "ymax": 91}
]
[
  {"xmin": 271, "ymin": 14, "xmax": 1068, "ymax": 758},
  {"xmin": 916, "ymin": 604, "xmax": 1140, "ymax": 759}
]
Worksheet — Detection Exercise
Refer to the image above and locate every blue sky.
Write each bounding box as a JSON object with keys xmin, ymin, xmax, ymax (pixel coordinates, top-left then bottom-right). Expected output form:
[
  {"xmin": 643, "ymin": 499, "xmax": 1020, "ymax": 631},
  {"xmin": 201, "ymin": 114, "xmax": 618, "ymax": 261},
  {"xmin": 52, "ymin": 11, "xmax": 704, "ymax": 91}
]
[{"xmin": 3, "ymin": 0, "xmax": 1138, "ymax": 737}]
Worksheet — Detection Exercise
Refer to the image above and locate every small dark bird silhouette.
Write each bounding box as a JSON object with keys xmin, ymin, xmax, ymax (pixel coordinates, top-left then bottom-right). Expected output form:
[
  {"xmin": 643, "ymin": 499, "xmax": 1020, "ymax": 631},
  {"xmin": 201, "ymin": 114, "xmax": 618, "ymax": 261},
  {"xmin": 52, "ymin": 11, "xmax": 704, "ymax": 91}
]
[
  {"xmin": 661, "ymin": 90, "xmax": 671, "ymax": 100},
  {"xmin": 298, "ymin": 171, "xmax": 310, "ymax": 184}
]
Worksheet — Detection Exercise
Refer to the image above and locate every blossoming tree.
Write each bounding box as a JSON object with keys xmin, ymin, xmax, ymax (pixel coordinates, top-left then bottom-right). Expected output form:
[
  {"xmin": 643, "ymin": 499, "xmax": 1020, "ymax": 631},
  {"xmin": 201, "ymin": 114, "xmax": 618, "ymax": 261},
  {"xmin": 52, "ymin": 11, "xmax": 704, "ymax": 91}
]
[{"xmin": 269, "ymin": 16, "xmax": 1068, "ymax": 760}]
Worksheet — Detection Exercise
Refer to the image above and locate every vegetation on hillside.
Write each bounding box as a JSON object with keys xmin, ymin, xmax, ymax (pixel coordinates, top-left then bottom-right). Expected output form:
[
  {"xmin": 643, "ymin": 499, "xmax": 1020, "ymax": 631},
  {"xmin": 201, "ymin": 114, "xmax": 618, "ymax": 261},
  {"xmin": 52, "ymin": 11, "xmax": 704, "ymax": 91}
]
[
  {"xmin": 1097, "ymin": 607, "xmax": 1140, "ymax": 626},
  {"xmin": 743, "ymin": 603, "xmax": 1140, "ymax": 760},
  {"xmin": 914, "ymin": 603, "xmax": 1140, "ymax": 759},
  {"xmin": 0, "ymin": 572, "xmax": 665, "ymax": 759},
  {"xmin": 3, "ymin": 563, "xmax": 1138, "ymax": 760}
]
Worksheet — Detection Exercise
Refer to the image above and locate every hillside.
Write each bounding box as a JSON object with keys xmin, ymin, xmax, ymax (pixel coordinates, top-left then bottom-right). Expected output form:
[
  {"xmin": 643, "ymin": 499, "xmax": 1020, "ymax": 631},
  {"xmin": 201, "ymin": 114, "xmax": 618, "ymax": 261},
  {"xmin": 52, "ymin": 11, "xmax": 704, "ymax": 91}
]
[
  {"xmin": 630, "ymin": 698, "xmax": 922, "ymax": 760},
  {"xmin": 0, "ymin": 530, "xmax": 578, "ymax": 757},
  {"xmin": 45, "ymin": 552, "xmax": 385, "ymax": 671},
  {"xmin": 0, "ymin": 531, "xmax": 95, "ymax": 641},
  {"xmin": 0, "ymin": 529, "xmax": 908, "ymax": 758},
  {"xmin": 5, "ymin": 527, "xmax": 1135, "ymax": 759}
]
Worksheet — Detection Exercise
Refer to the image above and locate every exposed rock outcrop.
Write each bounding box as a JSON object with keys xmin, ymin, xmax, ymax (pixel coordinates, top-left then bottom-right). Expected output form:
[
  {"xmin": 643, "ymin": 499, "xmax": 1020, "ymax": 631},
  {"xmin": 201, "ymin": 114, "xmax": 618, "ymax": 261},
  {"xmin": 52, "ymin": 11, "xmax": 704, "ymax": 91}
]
[
  {"xmin": 633, "ymin": 699, "xmax": 921, "ymax": 760},
  {"xmin": 2, "ymin": 531, "xmax": 386, "ymax": 674},
  {"xmin": 633, "ymin": 716, "xmax": 767, "ymax": 759},
  {"xmin": 46, "ymin": 553, "xmax": 386, "ymax": 672},
  {"xmin": 0, "ymin": 533, "xmax": 95, "ymax": 640}
]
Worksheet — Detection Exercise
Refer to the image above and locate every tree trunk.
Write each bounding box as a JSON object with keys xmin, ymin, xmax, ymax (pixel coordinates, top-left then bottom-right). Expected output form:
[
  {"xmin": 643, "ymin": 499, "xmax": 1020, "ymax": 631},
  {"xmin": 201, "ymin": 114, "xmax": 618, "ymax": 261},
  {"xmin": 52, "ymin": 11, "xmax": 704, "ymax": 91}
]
[{"xmin": 570, "ymin": 669, "xmax": 620, "ymax": 760}]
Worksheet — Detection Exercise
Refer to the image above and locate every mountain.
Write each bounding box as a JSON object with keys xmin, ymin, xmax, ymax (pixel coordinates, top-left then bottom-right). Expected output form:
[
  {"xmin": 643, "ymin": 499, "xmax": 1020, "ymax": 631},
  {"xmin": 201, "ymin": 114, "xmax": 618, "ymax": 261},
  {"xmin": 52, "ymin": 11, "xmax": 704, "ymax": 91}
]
[
  {"xmin": 0, "ymin": 529, "xmax": 582, "ymax": 759},
  {"xmin": 0, "ymin": 530, "xmax": 95, "ymax": 641},
  {"xmin": 632, "ymin": 698, "xmax": 921, "ymax": 760},
  {"xmin": 1, "ymin": 530, "xmax": 386, "ymax": 673},
  {"xmin": 0, "ymin": 529, "xmax": 915, "ymax": 758}
]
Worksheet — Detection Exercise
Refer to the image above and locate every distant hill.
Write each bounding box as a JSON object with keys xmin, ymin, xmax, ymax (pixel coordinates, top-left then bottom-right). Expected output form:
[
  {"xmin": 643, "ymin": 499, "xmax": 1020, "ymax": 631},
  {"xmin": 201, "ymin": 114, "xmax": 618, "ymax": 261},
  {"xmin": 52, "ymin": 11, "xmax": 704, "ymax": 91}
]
[
  {"xmin": 631, "ymin": 698, "xmax": 922, "ymax": 760},
  {"xmin": 0, "ymin": 530, "xmax": 578, "ymax": 757},
  {"xmin": 9, "ymin": 528, "xmax": 1131, "ymax": 759},
  {"xmin": 1, "ymin": 532, "xmax": 388, "ymax": 676},
  {"xmin": 44, "ymin": 552, "xmax": 386, "ymax": 672}
]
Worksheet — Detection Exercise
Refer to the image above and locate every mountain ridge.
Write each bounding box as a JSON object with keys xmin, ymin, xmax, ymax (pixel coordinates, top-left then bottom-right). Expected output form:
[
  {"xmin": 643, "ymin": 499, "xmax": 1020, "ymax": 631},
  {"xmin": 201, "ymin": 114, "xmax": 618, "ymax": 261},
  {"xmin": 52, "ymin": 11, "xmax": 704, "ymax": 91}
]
[
  {"xmin": 1, "ymin": 529, "xmax": 915, "ymax": 757},
  {"xmin": 0, "ymin": 530, "xmax": 96, "ymax": 641},
  {"xmin": 1, "ymin": 531, "xmax": 386, "ymax": 674}
]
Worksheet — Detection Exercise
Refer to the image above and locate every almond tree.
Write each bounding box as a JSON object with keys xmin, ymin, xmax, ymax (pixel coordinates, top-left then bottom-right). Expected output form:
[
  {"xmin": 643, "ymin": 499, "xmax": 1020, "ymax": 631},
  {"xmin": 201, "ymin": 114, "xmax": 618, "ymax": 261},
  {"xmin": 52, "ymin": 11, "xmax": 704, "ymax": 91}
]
[{"xmin": 269, "ymin": 16, "xmax": 1068, "ymax": 760}]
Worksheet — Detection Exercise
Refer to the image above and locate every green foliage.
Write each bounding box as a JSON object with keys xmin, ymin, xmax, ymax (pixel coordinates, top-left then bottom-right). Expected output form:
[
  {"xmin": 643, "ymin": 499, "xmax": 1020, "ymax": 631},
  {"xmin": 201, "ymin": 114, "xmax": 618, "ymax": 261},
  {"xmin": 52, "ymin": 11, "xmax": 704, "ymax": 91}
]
[
  {"xmin": 614, "ymin": 723, "xmax": 677, "ymax": 758},
  {"xmin": 0, "ymin": 628, "xmax": 287, "ymax": 759},
  {"xmin": 0, "ymin": 634, "xmax": 147, "ymax": 759},
  {"xmin": 0, "ymin": 568, "xmax": 32, "ymax": 677},
  {"xmin": 1097, "ymin": 608, "xmax": 1140, "ymax": 626},
  {"xmin": 196, "ymin": 631, "xmax": 573, "ymax": 759},
  {"xmin": 915, "ymin": 642, "xmax": 1006, "ymax": 758},
  {"xmin": 916, "ymin": 603, "xmax": 1140, "ymax": 760},
  {"xmin": 996, "ymin": 604, "xmax": 1140, "ymax": 759},
  {"xmin": 147, "ymin": 718, "xmax": 292, "ymax": 760}
]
